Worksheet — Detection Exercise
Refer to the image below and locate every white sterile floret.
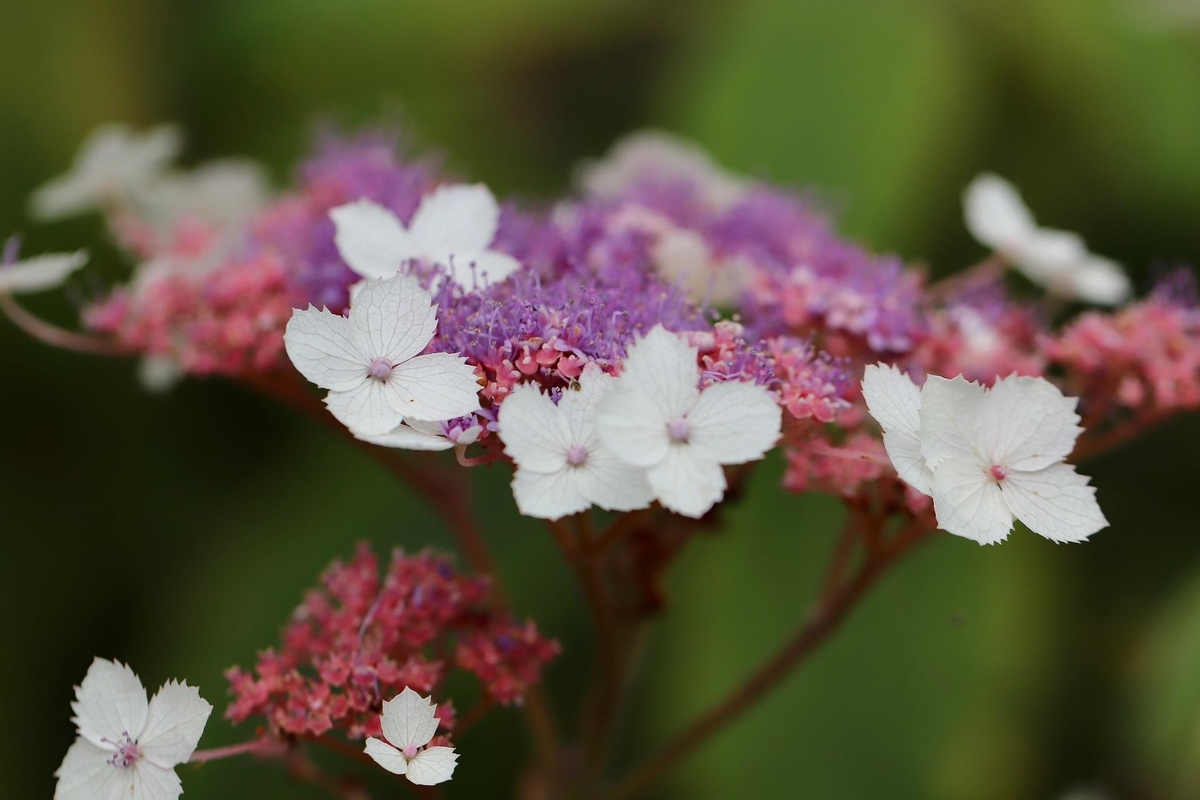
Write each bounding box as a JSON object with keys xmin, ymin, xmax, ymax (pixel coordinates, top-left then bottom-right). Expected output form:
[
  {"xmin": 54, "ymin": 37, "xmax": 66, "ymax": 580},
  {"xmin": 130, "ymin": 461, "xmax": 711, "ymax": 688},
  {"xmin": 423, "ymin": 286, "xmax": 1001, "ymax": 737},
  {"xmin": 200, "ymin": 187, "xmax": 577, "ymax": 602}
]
[
  {"xmin": 284, "ymin": 273, "xmax": 481, "ymax": 436},
  {"xmin": 355, "ymin": 418, "xmax": 481, "ymax": 451},
  {"xmin": 596, "ymin": 325, "xmax": 782, "ymax": 518},
  {"xmin": 963, "ymin": 173, "xmax": 1131, "ymax": 305},
  {"xmin": 31, "ymin": 123, "xmax": 182, "ymax": 220},
  {"xmin": 862, "ymin": 364, "xmax": 1109, "ymax": 545},
  {"xmin": 498, "ymin": 363, "xmax": 654, "ymax": 520},
  {"xmin": 330, "ymin": 183, "xmax": 521, "ymax": 291},
  {"xmin": 577, "ymin": 130, "xmax": 747, "ymax": 211},
  {"xmin": 137, "ymin": 158, "xmax": 271, "ymax": 231},
  {"xmin": 860, "ymin": 363, "xmax": 933, "ymax": 495},
  {"xmin": 364, "ymin": 687, "xmax": 459, "ymax": 786},
  {"xmin": 0, "ymin": 250, "xmax": 88, "ymax": 294},
  {"xmin": 54, "ymin": 658, "xmax": 212, "ymax": 800}
]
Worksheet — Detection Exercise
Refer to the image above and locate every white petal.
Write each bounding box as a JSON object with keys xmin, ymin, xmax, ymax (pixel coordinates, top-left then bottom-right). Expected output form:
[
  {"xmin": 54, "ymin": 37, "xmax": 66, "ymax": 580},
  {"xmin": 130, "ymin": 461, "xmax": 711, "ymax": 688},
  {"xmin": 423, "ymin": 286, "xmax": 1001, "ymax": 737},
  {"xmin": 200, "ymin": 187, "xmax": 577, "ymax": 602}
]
[
  {"xmin": 380, "ymin": 687, "xmax": 440, "ymax": 751},
  {"xmin": 356, "ymin": 422, "xmax": 455, "ymax": 451},
  {"xmin": 410, "ymin": 184, "xmax": 500, "ymax": 261},
  {"xmin": 0, "ymin": 250, "xmax": 88, "ymax": 294},
  {"xmin": 1070, "ymin": 256, "xmax": 1132, "ymax": 306},
  {"xmin": 983, "ymin": 375, "xmax": 1081, "ymax": 471},
  {"xmin": 284, "ymin": 307, "xmax": 371, "ymax": 392},
  {"xmin": 559, "ymin": 363, "xmax": 613, "ymax": 443},
  {"xmin": 331, "ymin": 200, "xmax": 414, "ymax": 280},
  {"xmin": 685, "ymin": 380, "xmax": 781, "ymax": 465},
  {"xmin": 860, "ymin": 363, "xmax": 932, "ymax": 494},
  {"xmin": 405, "ymin": 746, "xmax": 459, "ymax": 786},
  {"xmin": 71, "ymin": 658, "xmax": 149, "ymax": 749},
  {"xmin": 137, "ymin": 159, "xmax": 270, "ymax": 230},
  {"xmin": 364, "ymin": 737, "xmax": 408, "ymax": 775},
  {"xmin": 348, "ymin": 275, "xmax": 438, "ymax": 364},
  {"xmin": 138, "ymin": 356, "xmax": 184, "ymax": 394},
  {"xmin": 595, "ymin": 385, "xmax": 672, "ymax": 468},
  {"xmin": 498, "ymin": 384, "xmax": 572, "ymax": 472},
  {"xmin": 618, "ymin": 326, "xmax": 701, "ymax": 423},
  {"xmin": 963, "ymin": 174, "xmax": 1037, "ymax": 251},
  {"xmin": 577, "ymin": 450, "xmax": 654, "ymax": 512},
  {"xmin": 1013, "ymin": 227, "xmax": 1088, "ymax": 284},
  {"xmin": 930, "ymin": 459, "xmax": 1013, "ymax": 545},
  {"xmin": 129, "ymin": 761, "xmax": 183, "ymax": 800},
  {"xmin": 646, "ymin": 446, "xmax": 726, "ymax": 518},
  {"xmin": 386, "ymin": 353, "xmax": 482, "ymax": 421},
  {"xmin": 447, "ymin": 249, "xmax": 522, "ymax": 289},
  {"xmin": 918, "ymin": 375, "xmax": 990, "ymax": 472},
  {"xmin": 512, "ymin": 467, "xmax": 591, "ymax": 520},
  {"xmin": 324, "ymin": 381, "xmax": 405, "ymax": 437},
  {"xmin": 1000, "ymin": 463, "xmax": 1108, "ymax": 543},
  {"xmin": 138, "ymin": 680, "xmax": 212, "ymax": 769},
  {"xmin": 54, "ymin": 738, "xmax": 129, "ymax": 800}
]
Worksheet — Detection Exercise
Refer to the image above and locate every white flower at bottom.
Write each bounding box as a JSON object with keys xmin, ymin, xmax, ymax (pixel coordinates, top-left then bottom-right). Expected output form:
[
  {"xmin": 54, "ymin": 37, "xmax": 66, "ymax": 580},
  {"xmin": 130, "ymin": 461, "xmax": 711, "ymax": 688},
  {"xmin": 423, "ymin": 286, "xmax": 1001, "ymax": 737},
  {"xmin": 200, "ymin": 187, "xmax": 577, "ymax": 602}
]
[
  {"xmin": 55, "ymin": 658, "xmax": 212, "ymax": 800},
  {"xmin": 0, "ymin": 250, "xmax": 88, "ymax": 294},
  {"xmin": 364, "ymin": 687, "xmax": 458, "ymax": 786},
  {"xmin": 498, "ymin": 363, "xmax": 654, "ymax": 520},
  {"xmin": 596, "ymin": 325, "xmax": 782, "ymax": 518}
]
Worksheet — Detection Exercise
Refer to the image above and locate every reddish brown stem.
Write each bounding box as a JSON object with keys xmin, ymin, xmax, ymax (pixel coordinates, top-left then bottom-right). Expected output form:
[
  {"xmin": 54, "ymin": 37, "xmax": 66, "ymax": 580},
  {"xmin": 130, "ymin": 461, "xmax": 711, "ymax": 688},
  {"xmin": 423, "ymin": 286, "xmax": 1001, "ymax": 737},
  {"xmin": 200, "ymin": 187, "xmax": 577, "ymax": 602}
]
[
  {"xmin": 610, "ymin": 520, "xmax": 935, "ymax": 799},
  {"xmin": 189, "ymin": 736, "xmax": 287, "ymax": 764},
  {"xmin": 0, "ymin": 292, "xmax": 126, "ymax": 355}
]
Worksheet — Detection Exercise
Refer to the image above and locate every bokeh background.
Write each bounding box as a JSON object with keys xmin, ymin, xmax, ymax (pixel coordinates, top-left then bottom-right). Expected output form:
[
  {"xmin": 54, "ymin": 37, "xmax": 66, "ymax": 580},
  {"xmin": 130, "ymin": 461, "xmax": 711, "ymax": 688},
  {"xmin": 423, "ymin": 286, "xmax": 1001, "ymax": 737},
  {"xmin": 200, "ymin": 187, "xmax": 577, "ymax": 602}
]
[{"xmin": 4, "ymin": 0, "xmax": 1200, "ymax": 797}]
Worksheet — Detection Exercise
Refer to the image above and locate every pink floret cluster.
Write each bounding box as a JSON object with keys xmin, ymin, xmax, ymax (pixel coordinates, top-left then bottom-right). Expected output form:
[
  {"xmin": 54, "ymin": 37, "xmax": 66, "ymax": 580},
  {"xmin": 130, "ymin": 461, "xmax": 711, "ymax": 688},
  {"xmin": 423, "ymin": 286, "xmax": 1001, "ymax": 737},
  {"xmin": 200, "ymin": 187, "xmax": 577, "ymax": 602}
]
[{"xmin": 225, "ymin": 544, "xmax": 559, "ymax": 740}]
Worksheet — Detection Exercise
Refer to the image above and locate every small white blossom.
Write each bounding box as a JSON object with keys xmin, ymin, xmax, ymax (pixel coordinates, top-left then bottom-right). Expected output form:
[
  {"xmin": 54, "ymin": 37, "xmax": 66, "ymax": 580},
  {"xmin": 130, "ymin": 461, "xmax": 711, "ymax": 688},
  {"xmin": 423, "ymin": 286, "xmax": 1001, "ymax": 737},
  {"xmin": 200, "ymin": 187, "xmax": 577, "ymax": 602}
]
[
  {"xmin": 578, "ymin": 130, "xmax": 747, "ymax": 211},
  {"xmin": 284, "ymin": 273, "xmax": 481, "ymax": 436},
  {"xmin": 330, "ymin": 184, "xmax": 521, "ymax": 291},
  {"xmin": 0, "ymin": 249, "xmax": 88, "ymax": 294},
  {"xmin": 55, "ymin": 658, "xmax": 212, "ymax": 800},
  {"xmin": 31, "ymin": 123, "xmax": 182, "ymax": 220},
  {"xmin": 499, "ymin": 363, "xmax": 654, "ymax": 520},
  {"xmin": 963, "ymin": 173, "xmax": 1131, "ymax": 305},
  {"xmin": 136, "ymin": 158, "xmax": 271, "ymax": 231},
  {"xmin": 364, "ymin": 687, "xmax": 458, "ymax": 786},
  {"xmin": 862, "ymin": 365, "xmax": 1108, "ymax": 545},
  {"xmin": 652, "ymin": 228, "xmax": 752, "ymax": 306},
  {"xmin": 596, "ymin": 325, "xmax": 782, "ymax": 518}
]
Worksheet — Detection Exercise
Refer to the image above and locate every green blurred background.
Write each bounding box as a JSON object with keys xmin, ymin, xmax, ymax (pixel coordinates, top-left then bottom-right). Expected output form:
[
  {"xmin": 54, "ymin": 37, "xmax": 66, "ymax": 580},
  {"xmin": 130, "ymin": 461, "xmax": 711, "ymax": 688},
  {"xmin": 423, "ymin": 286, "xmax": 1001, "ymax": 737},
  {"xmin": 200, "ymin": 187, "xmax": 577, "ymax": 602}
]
[{"xmin": 4, "ymin": 0, "xmax": 1200, "ymax": 797}]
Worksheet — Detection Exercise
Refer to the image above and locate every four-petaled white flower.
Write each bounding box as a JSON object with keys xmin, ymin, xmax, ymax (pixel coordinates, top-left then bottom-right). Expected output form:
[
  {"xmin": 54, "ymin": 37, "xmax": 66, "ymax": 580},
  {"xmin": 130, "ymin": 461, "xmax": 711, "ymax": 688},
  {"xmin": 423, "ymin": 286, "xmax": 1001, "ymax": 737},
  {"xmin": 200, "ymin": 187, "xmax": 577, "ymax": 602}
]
[
  {"xmin": 284, "ymin": 273, "xmax": 481, "ymax": 436},
  {"xmin": 55, "ymin": 658, "xmax": 212, "ymax": 800},
  {"xmin": 596, "ymin": 325, "xmax": 782, "ymax": 518},
  {"xmin": 31, "ymin": 123, "xmax": 182, "ymax": 221},
  {"xmin": 862, "ymin": 364, "xmax": 1109, "ymax": 545},
  {"xmin": 499, "ymin": 363, "xmax": 655, "ymax": 520},
  {"xmin": 0, "ymin": 249, "xmax": 88, "ymax": 294},
  {"xmin": 364, "ymin": 687, "xmax": 459, "ymax": 786},
  {"xmin": 331, "ymin": 184, "xmax": 521, "ymax": 291},
  {"xmin": 964, "ymin": 173, "xmax": 1131, "ymax": 306}
]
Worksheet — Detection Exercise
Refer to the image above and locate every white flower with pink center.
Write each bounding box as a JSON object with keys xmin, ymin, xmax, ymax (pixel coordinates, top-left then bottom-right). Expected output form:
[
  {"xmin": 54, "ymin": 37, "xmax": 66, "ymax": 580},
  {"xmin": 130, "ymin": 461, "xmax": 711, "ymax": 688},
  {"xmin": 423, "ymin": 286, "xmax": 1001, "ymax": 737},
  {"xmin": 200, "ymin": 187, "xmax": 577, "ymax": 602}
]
[
  {"xmin": 54, "ymin": 658, "xmax": 212, "ymax": 800},
  {"xmin": 331, "ymin": 183, "xmax": 521, "ymax": 291},
  {"xmin": 363, "ymin": 687, "xmax": 458, "ymax": 786},
  {"xmin": 284, "ymin": 273, "xmax": 481, "ymax": 437},
  {"xmin": 498, "ymin": 363, "xmax": 654, "ymax": 520},
  {"xmin": 596, "ymin": 325, "xmax": 782, "ymax": 518},
  {"xmin": 862, "ymin": 365, "xmax": 1109, "ymax": 545}
]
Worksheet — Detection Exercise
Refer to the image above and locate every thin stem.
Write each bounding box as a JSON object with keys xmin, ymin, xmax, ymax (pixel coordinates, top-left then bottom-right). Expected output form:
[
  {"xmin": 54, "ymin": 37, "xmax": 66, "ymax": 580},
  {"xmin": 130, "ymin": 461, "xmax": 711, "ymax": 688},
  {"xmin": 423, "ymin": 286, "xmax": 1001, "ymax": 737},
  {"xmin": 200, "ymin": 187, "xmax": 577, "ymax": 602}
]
[
  {"xmin": 1074, "ymin": 409, "xmax": 1174, "ymax": 462},
  {"xmin": 610, "ymin": 519, "xmax": 936, "ymax": 799},
  {"xmin": 189, "ymin": 737, "xmax": 287, "ymax": 764},
  {"xmin": 594, "ymin": 507, "xmax": 656, "ymax": 552},
  {"xmin": 0, "ymin": 292, "xmax": 125, "ymax": 355},
  {"xmin": 454, "ymin": 696, "xmax": 494, "ymax": 738}
]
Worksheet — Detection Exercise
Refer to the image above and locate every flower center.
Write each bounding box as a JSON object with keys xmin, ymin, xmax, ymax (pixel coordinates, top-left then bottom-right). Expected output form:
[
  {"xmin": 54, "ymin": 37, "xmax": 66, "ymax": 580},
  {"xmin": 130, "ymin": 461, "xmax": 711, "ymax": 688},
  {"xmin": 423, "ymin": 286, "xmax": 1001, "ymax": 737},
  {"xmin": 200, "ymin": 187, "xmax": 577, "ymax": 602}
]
[
  {"xmin": 667, "ymin": 418, "xmax": 690, "ymax": 443},
  {"xmin": 402, "ymin": 744, "xmax": 420, "ymax": 760},
  {"xmin": 368, "ymin": 358, "xmax": 394, "ymax": 380},
  {"xmin": 989, "ymin": 464, "xmax": 1009, "ymax": 482},
  {"xmin": 567, "ymin": 444, "xmax": 588, "ymax": 466},
  {"xmin": 102, "ymin": 731, "xmax": 141, "ymax": 769}
]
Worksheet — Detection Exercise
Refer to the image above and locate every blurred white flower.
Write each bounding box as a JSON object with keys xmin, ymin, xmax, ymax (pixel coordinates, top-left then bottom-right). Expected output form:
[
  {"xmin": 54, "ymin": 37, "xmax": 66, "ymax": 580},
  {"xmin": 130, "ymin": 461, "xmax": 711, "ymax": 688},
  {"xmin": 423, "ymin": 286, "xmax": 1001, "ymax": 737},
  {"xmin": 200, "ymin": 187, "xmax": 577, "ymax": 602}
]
[
  {"xmin": 596, "ymin": 325, "xmax": 781, "ymax": 518},
  {"xmin": 364, "ymin": 687, "xmax": 458, "ymax": 786},
  {"xmin": 0, "ymin": 249, "xmax": 87, "ymax": 294},
  {"xmin": 963, "ymin": 173, "xmax": 1131, "ymax": 305},
  {"xmin": 331, "ymin": 184, "xmax": 521, "ymax": 291},
  {"xmin": 55, "ymin": 658, "xmax": 212, "ymax": 800},
  {"xmin": 136, "ymin": 158, "xmax": 271, "ymax": 231},
  {"xmin": 284, "ymin": 274, "xmax": 480, "ymax": 436}
]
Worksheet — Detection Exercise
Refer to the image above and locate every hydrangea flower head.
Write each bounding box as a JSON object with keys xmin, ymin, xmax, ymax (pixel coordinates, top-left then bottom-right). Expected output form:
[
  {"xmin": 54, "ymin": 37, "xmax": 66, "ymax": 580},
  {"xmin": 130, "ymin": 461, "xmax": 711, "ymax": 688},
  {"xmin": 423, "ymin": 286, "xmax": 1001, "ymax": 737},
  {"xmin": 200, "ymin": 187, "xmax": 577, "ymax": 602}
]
[
  {"xmin": 283, "ymin": 273, "xmax": 481, "ymax": 436},
  {"xmin": 332, "ymin": 183, "xmax": 521, "ymax": 290},
  {"xmin": 55, "ymin": 658, "xmax": 212, "ymax": 800},
  {"xmin": 364, "ymin": 687, "xmax": 459, "ymax": 786},
  {"xmin": 596, "ymin": 325, "xmax": 782, "ymax": 517},
  {"xmin": 499, "ymin": 363, "xmax": 654, "ymax": 519},
  {"xmin": 31, "ymin": 123, "xmax": 182, "ymax": 220},
  {"xmin": 964, "ymin": 173, "xmax": 1131, "ymax": 305}
]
